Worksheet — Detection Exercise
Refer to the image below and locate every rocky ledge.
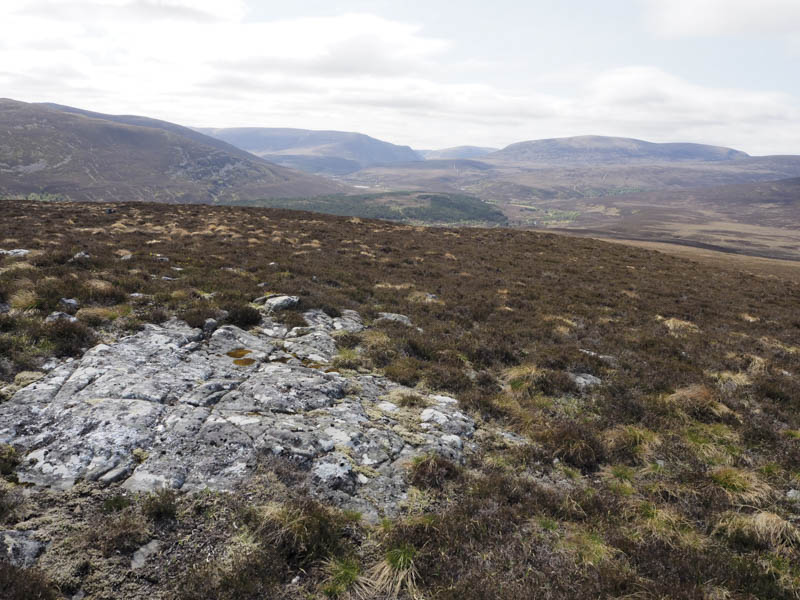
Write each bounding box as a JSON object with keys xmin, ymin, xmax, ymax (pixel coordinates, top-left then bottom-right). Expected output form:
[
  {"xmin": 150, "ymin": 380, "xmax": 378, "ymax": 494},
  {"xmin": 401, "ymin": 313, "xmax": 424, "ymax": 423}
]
[{"xmin": 0, "ymin": 308, "xmax": 478, "ymax": 520}]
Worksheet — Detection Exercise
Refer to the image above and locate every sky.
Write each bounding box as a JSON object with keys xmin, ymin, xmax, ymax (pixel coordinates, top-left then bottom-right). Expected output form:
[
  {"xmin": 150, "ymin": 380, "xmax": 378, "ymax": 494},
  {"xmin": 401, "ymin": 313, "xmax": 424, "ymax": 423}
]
[{"xmin": 1, "ymin": 0, "xmax": 799, "ymax": 154}]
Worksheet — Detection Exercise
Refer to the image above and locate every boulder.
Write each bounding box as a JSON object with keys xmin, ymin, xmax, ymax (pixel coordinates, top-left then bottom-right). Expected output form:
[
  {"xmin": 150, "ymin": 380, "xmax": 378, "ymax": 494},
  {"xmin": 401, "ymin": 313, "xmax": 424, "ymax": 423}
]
[{"xmin": 264, "ymin": 295, "xmax": 300, "ymax": 312}]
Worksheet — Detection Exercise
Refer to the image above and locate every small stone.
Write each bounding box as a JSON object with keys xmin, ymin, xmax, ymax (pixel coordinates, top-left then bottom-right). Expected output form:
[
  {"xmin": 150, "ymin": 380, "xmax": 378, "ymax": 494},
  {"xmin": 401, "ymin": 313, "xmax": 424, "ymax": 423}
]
[
  {"xmin": 788, "ymin": 489, "xmax": 800, "ymax": 502},
  {"xmin": 72, "ymin": 251, "xmax": 90, "ymax": 260},
  {"xmin": 376, "ymin": 313, "xmax": 412, "ymax": 326},
  {"xmin": 202, "ymin": 319, "xmax": 219, "ymax": 336},
  {"xmin": 45, "ymin": 311, "xmax": 77, "ymax": 324},
  {"xmin": 377, "ymin": 401, "xmax": 398, "ymax": 413},
  {"xmin": 120, "ymin": 254, "xmax": 133, "ymax": 261},
  {"xmin": 570, "ymin": 373, "xmax": 602, "ymax": 391},
  {"xmin": 264, "ymin": 295, "xmax": 300, "ymax": 312},
  {"xmin": 131, "ymin": 539, "xmax": 161, "ymax": 569},
  {"xmin": 60, "ymin": 298, "xmax": 79, "ymax": 310},
  {"xmin": 430, "ymin": 394, "xmax": 458, "ymax": 405},
  {"xmin": 579, "ymin": 349, "xmax": 618, "ymax": 366}
]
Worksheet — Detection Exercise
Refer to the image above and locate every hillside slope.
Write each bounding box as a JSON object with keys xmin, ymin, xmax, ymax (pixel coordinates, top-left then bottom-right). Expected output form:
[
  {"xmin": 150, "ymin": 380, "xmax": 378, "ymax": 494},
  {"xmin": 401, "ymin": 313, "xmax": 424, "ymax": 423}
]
[
  {"xmin": 248, "ymin": 190, "xmax": 508, "ymax": 226},
  {"xmin": 550, "ymin": 176, "xmax": 800, "ymax": 260},
  {"xmin": 0, "ymin": 99, "xmax": 347, "ymax": 203},
  {"xmin": 1, "ymin": 200, "xmax": 800, "ymax": 599},
  {"xmin": 199, "ymin": 127, "xmax": 422, "ymax": 174},
  {"xmin": 420, "ymin": 146, "xmax": 498, "ymax": 160}
]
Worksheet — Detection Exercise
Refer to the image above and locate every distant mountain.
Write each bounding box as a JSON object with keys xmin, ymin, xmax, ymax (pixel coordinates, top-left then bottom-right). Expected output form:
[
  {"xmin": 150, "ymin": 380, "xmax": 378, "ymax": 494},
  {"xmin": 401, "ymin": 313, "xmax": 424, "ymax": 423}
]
[
  {"xmin": 198, "ymin": 127, "xmax": 423, "ymax": 175},
  {"xmin": 0, "ymin": 99, "xmax": 346, "ymax": 203},
  {"xmin": 489, "ymin": 135, "xmax": 750, "ymax": 164},
  {"xmin": 419, "ymin": 146, "xmax": 498, "ymax": 160}
]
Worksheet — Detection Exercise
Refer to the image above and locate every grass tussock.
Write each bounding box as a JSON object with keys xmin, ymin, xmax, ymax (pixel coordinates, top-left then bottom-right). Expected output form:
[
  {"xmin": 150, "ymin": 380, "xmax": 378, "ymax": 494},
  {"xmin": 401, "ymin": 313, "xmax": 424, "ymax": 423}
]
[{"xmin": 715, "ymin": 511, "xmax": 800, "ymax": 551}]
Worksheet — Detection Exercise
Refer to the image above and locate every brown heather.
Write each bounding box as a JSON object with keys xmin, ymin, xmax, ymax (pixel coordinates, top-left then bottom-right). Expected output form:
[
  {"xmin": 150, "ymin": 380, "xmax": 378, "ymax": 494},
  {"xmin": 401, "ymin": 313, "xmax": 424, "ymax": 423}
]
[{"xmin": 1, "ymin": 199, "xmax": 800, "ymax": 599}]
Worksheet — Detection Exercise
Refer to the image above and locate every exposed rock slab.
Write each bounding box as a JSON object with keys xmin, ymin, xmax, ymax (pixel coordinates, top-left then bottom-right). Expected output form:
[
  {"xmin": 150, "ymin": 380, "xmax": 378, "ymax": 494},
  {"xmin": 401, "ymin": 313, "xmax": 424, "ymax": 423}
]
[{"xmin": 0, "ymin": 309, "xmax": 477, "ymax": 519}]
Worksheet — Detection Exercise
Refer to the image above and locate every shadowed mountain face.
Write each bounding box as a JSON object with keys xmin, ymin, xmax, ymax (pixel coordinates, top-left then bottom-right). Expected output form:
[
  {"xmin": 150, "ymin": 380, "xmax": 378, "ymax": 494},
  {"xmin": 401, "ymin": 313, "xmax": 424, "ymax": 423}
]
[
  {"xmin": 419, "ymin": 146, "xmax": 498, "ymax": 160},
  {"xmin": 198, "ymin": 127, "xmax": 423, "ymax": 175},
  {"xmin": 0, "ymin": 99, "xmax": 347, "ymax": 203},
  {"xmin": 488, "ymin": 135, "xmax": 750, "ymax": 164}
]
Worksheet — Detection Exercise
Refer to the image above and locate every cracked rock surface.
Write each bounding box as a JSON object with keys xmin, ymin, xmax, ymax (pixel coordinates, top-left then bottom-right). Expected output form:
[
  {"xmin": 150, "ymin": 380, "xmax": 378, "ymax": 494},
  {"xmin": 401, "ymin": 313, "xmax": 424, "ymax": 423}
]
[{"xmin": 0, "ymin": 308, "xmax": 478, "ymax": 519}]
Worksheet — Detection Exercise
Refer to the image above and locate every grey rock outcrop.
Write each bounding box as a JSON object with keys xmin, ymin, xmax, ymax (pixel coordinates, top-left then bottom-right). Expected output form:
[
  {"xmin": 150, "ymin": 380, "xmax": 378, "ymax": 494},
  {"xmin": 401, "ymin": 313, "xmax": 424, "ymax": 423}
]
[
  {"xmin": 0, "ymin": 530, "xmax": 45, "ymax": 568},
  {"xmin": 0, "ymin": 308, "xmax": 477, "ymax": 520}
]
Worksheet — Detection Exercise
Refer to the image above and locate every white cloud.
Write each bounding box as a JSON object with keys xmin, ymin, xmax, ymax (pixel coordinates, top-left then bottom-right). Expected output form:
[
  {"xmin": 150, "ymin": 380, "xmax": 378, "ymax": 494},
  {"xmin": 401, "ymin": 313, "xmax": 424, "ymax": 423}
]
[
  {"xmin": 0, "ymin": 4, "xmax": 797, "ymax": 154},
  {"xmin": 644, "ymin": 0, "xmax": 800, "ymax": 36},
  {"xmin": 6, "ymin": 0, "xmax": 247, "ymax": 23}
]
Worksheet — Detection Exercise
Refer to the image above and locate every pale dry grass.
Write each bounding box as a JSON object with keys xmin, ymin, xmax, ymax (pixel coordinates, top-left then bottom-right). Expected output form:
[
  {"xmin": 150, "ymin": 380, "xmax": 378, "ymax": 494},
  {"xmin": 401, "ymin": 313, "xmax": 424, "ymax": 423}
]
[
  {"xmin": 715, "ymin": 511, "xmax": 800, "ymax": 549},
  {"xmin": 667, "ymin": 385, "xmax": 734, "ymax": 420},
  {"xmin": 357, "ymin": 546, "xmax": 420, "ymax": 600},
  {"xmin": 86, "ymin": 279, "xmax": 114, "ymax": 293},
  {"xmin": 656, "ymin": 315, "xmax": 700, "ymax": 336},
  {"xmin": 374, "ymin": 282, "xmax": 415, "ymax": 290},
  {"xmin": 9, "ymin": 289, "xmax": 37, "ymax": 310},
  {"xmin": 0, "ymin": 261, "xmax": 36, "ymax": 275}
]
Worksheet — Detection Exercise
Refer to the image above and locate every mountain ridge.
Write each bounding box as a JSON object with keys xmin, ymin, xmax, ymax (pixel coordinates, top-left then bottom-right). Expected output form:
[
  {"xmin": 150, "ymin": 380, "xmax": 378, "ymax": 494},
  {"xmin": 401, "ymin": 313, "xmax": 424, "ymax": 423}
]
[
  {"xmin": 0, "ymin": 99, "xmax": 347, "ymax": 203},
  {"xmin": 198, "ymin": 126, "xmax": 422, "ymax": 175},
  {"xmin": 488, "ymin": 135, "xmax": 750, "ymax": 164}
]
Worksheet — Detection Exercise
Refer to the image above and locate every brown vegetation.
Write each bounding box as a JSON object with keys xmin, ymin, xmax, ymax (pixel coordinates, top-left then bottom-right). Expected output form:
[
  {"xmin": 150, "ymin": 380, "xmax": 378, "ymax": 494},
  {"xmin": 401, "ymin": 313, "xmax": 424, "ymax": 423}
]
[{"xmin": 2, "ymin": 199, "xmax": 800, "ymax": 598}]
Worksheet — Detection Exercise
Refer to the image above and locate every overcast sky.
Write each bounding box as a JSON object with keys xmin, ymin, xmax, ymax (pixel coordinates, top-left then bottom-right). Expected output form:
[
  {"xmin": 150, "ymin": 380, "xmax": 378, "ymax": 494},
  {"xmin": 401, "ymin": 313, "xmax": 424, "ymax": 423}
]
[{"xmin": 1, "ymin": 0, "xmax": 799, "ymax": 154}]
